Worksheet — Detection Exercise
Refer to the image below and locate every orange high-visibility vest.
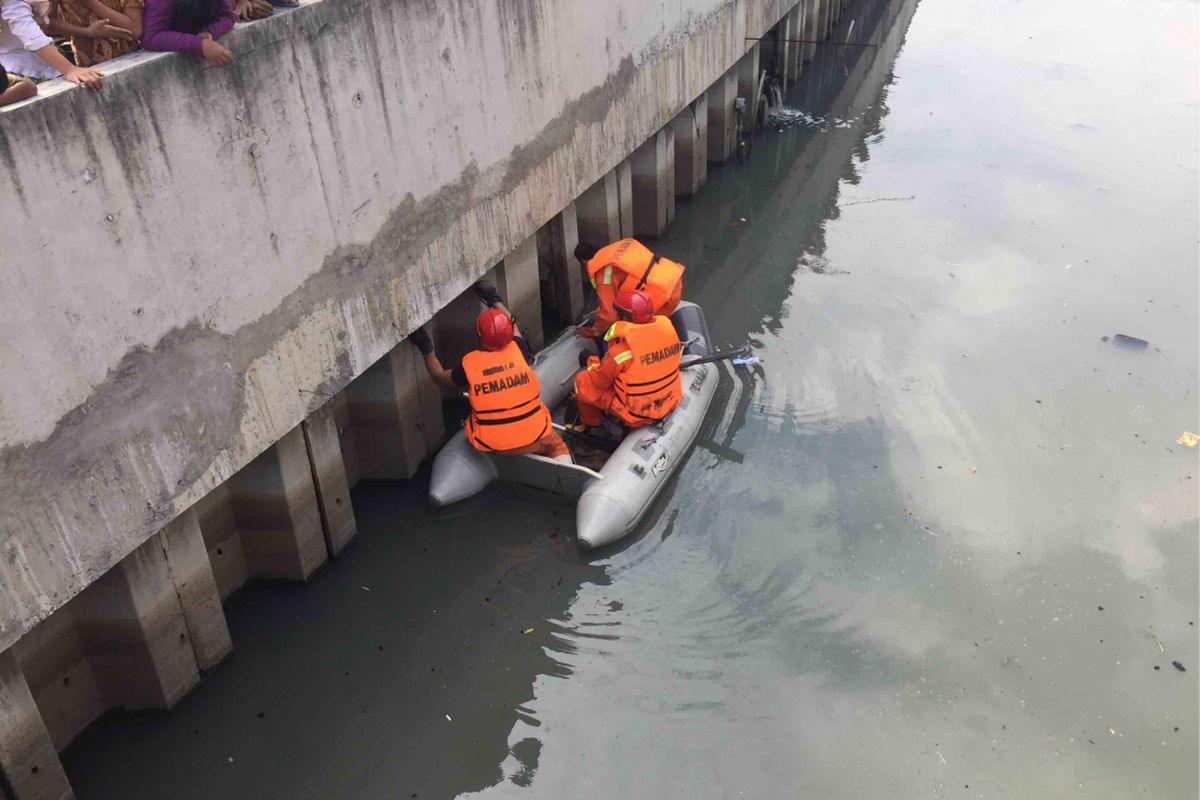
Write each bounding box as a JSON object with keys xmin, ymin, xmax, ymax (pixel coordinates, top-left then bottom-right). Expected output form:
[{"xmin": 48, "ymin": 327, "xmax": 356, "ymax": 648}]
[
  {"xmin": 605, "ymin": 315, "xmax": 683, "ymax": 425},
  {"xmin": 462, "ymin": 341, "xmax": 552, "ymax": 452},
  {"xmin": 587, "ymin": 239, "xmax": 686, "ymax": 314}
]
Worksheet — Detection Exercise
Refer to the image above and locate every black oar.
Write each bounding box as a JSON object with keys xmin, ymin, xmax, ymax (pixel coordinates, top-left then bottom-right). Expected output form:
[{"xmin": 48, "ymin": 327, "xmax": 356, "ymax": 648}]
[{"xmin": 551, "ymin": 422, "xmax": 618, "ymax": 451}]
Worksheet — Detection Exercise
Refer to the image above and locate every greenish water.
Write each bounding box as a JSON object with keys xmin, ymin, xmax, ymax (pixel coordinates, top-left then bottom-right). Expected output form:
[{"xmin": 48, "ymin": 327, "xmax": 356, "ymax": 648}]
[{"xmin": 63, "ymin": 0, "xmax": 1198, "ymax": 797}]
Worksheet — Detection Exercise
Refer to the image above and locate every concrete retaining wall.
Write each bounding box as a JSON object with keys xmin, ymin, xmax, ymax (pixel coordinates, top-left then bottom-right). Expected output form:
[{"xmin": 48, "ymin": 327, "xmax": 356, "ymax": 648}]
[{"xmin": 0, "ymin": 0, "xmax": 798, "ymax": 655}]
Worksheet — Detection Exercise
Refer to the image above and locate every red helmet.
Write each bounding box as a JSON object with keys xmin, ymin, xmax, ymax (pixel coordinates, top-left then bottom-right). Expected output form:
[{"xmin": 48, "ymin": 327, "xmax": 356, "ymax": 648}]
[
  {"xmin": 475, "ymin": 309, "xmax": 514, "ymax": 351},
  {"xmin": 614, "ymin": 290, "xmax": 654, "ymax": 324}
]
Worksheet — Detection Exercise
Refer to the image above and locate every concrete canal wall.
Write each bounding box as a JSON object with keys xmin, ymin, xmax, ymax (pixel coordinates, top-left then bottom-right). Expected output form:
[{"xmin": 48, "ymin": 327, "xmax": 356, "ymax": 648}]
[{"xmin": 0, "ymin": 0, "xmax": 853, "ymax": 794}]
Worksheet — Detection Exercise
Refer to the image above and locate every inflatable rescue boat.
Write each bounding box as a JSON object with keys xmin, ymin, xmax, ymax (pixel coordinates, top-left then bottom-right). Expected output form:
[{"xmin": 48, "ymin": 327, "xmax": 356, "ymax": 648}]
[{"xmin": 427, "ymin": 302, "xmax": 720, "ymax": 548}]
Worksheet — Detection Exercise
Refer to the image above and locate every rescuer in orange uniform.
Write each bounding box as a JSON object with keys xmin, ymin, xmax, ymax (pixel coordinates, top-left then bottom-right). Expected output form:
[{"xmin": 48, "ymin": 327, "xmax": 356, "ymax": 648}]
[
  {"xmin": 574, "ymin": 239, "xmax": 685, "ymax": 341},
  {"xmin": 572, "ymin": 289, "xmax": 683, "ymax": 430},
  {"xmin": 409, "ymin": 281, "xmax": 571, "ymax": 462}
]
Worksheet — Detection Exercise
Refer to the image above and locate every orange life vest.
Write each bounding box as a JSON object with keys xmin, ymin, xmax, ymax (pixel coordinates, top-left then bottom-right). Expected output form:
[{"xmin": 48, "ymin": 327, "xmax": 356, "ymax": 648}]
[
  {"xmin": 461, "ymin": 341, "xmax": 552, "ymax": 452},
  {"xmin": 587, "ymin": 239, "xmax": 686, "ymax": 313},
  {"xmin": 606, "ymin": 316, "xmax": 683, "ymax": 425}
]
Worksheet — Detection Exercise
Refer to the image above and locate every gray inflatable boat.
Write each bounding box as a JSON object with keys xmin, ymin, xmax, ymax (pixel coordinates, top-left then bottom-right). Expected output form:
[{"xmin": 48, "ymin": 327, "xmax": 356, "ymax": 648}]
[{"xmin": 427, "ymin": 302, "xmax": 720, "ymax": 548}]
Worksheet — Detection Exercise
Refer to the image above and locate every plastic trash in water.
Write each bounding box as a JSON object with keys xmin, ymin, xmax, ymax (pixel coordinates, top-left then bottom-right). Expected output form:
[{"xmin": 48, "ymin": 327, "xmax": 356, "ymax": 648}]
[
  {"xmin": 1112, "ymin": 334, "xmax": 1149, "ymax": 350},
  {"xmin": 731, "ymin": 354, "xmax": 759, "ymax": 368},
  {"xmin": 1177, "ymin": 432, "xmax": 1198, "ymax": 448}
]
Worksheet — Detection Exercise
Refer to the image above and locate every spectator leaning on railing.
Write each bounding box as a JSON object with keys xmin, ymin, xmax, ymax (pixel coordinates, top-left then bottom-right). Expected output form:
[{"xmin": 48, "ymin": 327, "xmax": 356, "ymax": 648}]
[
  {"xmin": 0, "ymin": 0, "xmax": 102, "ymax": 87},
  {"xmin": 142, "ymin": 0, "xmax": 234, "ymax": 66},
  {"xmin": 0, "ymin": 0, "xmax": 288, "ymax": 103},
  {"xmin": 46, "ymin": 0, "xmax": 141, "ymax": 67}
]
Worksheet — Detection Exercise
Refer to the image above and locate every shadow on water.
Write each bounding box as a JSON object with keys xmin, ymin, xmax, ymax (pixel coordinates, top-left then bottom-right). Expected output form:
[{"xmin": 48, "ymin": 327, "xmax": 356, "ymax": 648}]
[{"xmin": 63, "ymin": 470, "xmax": 609, "ymax": 799}]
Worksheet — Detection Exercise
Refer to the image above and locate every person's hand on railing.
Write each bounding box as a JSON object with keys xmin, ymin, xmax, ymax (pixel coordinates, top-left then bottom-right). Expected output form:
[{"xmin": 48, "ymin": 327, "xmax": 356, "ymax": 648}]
[
  {"xmin": 61, "ymin": 64, "xmax": 103, "ymax": 88},
  {"xmin": 198, "ymin": 33, "xmax": 233, "ymax": 66},
  {"xmin": 233, "ymin": 0, "xmax": 271, "ymax": 21}
]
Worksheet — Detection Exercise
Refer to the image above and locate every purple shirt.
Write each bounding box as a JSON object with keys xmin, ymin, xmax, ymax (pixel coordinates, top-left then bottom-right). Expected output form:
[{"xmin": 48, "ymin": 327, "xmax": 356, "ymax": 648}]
[{"xmin": 142, "ymin": 0, "xmax": 234, "ymax": 58}]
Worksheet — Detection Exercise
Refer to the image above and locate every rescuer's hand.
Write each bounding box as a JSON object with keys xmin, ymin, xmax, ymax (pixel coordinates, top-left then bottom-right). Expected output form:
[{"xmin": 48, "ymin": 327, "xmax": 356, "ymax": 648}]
[
  {"xmin": 473, "ymin": 280, "xmax": 502, "ymax": 308},
  {"xmin": 574, "ymin": 325, "xmax": 596, "ymax": 339},
  {"xmin": 408, "ymin": 326, "xmax": 434, "ymax": 356},
  {"xmin": 200, "ymin": 38, "xmax": 234, "ymax": 67}
]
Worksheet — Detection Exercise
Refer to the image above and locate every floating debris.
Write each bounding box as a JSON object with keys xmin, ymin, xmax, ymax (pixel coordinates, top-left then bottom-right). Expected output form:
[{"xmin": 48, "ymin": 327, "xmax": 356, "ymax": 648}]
[
  {"xmin": 765, "ymin": 107, "xmax": 824, "ymax": 129},
  {"xmin": 523, "ymin": 628, "xmax": 534, "ymax": 635},
  {"xmin": 1176, "ymin": 432, "xmax": 1198, "ymax": 448},
  {"xmin": 842, "ymin": 195, "xmax": 915, "ymax": 207},
  {"xmin": 1112, "ymin": 334, "xmax": 1149, "ymax": 350},
  {"xmin": 797, "ymin": 252, "xmax": 849, "ymax": 275}
]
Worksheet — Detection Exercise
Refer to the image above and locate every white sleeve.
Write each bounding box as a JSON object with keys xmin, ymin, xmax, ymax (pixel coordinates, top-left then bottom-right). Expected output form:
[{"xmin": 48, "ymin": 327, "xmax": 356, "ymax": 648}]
[{"xmin": 1, "ymin": 0, "xmax": 53, "ymax": 52}]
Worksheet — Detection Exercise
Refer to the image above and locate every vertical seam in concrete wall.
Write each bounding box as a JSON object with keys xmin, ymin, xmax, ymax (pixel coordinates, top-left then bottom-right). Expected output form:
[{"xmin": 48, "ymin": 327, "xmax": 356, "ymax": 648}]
[
  {"xmin": 299, "ymin": 420, "xmax": 337, "ymax": 559},
  {"xmin": 154, "ymin": 536, "xmax": 201, "ymax": 668}
]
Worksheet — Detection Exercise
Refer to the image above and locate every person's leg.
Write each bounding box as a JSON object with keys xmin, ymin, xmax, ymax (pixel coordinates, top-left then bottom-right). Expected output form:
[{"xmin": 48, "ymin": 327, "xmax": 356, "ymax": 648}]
[
  {"xmin": 530, "ymin": 429, "xmax": 572, "ymax": 463},
  {"xmin": 575, "ymin": 396, "xmax": 606, "ymax": 427},
  {"xmin": 492, "ymin": 429, "xmax": 574, "ymax": 463},
  {"xmin": 0, "ymin": 76, "xmax": 37, "ymax": 106}
]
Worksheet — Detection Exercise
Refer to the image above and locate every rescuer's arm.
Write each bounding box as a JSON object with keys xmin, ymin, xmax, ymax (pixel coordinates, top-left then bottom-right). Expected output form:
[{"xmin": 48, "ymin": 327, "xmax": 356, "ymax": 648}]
[
  {"xmin": 471, "ymin": 280, "xmax": 525, "ymax": 340},
  {"xmin": 576, "ymin": 343, "xmax": 626, "ymax": 395},
  {"xmin": 590, "ymin": 307, "xmax": 615, "ymax": 340},
  {"xmin": 491, "ymin": 301, "xmax": 523, "ymax": 340},
  {"xmin": 587, "ymin": 279, "xmax": 621, "ymax": 338},
  {"xmin": 408, "ymin": 327, "xmax": 458, "ymax": 391}
]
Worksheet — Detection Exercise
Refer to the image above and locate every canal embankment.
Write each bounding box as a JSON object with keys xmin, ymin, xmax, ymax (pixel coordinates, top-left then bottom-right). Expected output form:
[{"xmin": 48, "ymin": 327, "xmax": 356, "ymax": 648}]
[{"xmin": 0, "ymin": 1, "xmax": 856, "ymax": 795}]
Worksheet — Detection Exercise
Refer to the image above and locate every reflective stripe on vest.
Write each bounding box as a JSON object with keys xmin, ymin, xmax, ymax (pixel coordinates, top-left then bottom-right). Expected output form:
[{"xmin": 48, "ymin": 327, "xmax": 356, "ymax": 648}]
[
  {"xmin": 461, "ymin": 341, "xmax": 551, "ymax": 452},
  {"xmin": 608, "ymin": 316, "xmax": 683, "ymax": 423}
]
